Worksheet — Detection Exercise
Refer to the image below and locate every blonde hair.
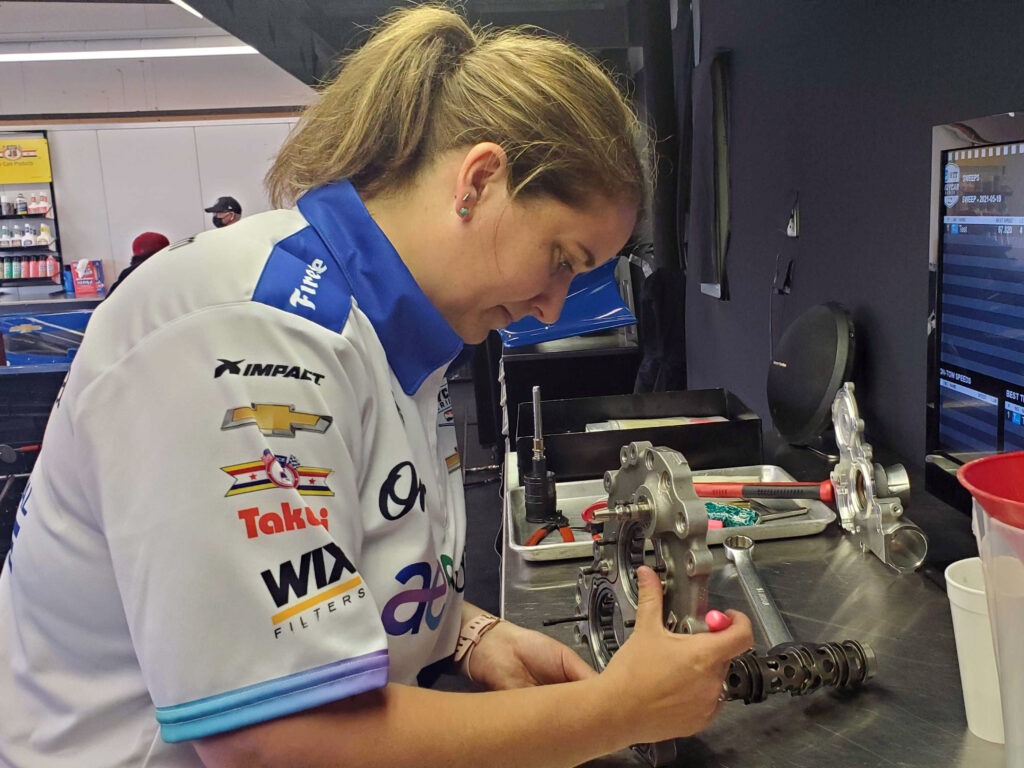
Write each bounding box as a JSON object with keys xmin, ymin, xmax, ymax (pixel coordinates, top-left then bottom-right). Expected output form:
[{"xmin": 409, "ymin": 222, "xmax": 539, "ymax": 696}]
[{"xmin": 266, "ymin": 3, "xmax": 649, "ymax": 216}]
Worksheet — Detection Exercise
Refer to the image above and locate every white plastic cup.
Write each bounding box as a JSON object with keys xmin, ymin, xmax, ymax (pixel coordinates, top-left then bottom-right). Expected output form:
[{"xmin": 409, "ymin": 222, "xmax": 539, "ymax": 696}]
[{"xmin": 945, "ymin": 557, "xmax": 1005, "ymax": 744}]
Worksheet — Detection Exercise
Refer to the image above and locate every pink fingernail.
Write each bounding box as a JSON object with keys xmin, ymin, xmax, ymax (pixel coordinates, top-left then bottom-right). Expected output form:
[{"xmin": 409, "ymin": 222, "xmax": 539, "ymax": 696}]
[{"xmin": 706, "ymin": 610, "xmax": 732, "ymax": 632}]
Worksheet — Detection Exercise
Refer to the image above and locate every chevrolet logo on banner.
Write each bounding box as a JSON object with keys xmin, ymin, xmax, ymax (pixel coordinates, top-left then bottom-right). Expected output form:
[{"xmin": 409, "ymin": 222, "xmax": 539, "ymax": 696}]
[{"xmin": 222, "ymin": 404, "xmax": 333, "ymax": 437}]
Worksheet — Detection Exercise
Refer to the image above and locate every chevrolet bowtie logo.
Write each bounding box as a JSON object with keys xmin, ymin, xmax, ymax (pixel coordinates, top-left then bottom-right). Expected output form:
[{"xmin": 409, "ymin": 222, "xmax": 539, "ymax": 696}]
[{"xmin": 222, "ymin": 404, "xmax": 333, "ymax": 437}]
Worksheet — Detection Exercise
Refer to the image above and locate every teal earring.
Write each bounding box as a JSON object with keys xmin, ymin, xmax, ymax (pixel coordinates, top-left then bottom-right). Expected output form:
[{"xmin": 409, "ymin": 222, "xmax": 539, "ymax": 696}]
[{"xmin": 458, "ymin": 192, "xmax": 471, "ymax": 218}]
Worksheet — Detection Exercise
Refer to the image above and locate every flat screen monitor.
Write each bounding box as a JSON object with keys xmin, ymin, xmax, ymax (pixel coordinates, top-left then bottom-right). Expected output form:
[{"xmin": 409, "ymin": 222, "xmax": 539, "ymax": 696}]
[{"xmin": 927, "ymin": 116, "xmax": 1024, "ymax": 511}]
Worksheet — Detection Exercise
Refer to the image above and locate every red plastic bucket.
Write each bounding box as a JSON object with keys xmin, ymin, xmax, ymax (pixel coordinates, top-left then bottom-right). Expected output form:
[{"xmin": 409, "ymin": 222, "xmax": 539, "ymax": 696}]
[
  {"xmin": 958, "ymin": 451, "xmax": 1024, "ymax": 768},
  {"xmin": 958, "ymin": 452, "xmax": 1024, "ymax": 530}
]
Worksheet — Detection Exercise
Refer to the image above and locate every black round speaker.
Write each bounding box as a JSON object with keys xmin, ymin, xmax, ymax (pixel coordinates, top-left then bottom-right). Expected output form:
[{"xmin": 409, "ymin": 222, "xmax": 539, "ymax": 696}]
[{"xmin": 767, "ymin": 302, "xmax": 856, "ymax": 446}]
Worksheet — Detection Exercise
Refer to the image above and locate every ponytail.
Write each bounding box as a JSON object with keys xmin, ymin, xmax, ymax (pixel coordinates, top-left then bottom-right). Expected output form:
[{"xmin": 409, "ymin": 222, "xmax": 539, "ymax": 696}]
[
  {"xmin": 268, "ymin": 5, "xmax": 475, "ymax": 206},
  {"xmin": 267, "ymin": 3, "xmax": 649, "ymax": 218}
]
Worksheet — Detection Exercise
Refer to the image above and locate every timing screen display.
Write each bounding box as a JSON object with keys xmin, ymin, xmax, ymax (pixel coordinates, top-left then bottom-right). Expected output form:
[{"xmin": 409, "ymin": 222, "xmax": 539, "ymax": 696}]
[{"xmin": 939, "ymin": 143, "xmax": 1024, "ymax": 455}]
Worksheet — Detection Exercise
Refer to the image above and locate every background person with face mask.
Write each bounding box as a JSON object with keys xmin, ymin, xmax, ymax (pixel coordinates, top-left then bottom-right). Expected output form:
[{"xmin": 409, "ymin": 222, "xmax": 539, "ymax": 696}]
[{"xmin": 204, "ymin": 195, "xmax": 242, "ymax": 227}]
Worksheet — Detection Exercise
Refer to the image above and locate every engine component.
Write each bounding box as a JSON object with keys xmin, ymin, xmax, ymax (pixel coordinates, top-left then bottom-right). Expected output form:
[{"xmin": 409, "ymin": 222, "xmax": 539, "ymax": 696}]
[
  {"xmin": 830, "ymin": 382, "xmax": 928, "ymax": 572},
  {"xmin": 724, "ymin": 640, "xmax": 877, "ymax": 704},
  {"xmin": 576, "ymin": 442, "xmax": 713, "ymax": 669},
  {"xmin": 574, "ymin": 440, "xmax": 879, "ymax": 767},
  {"xmin": 721, "ymin": 534, "xmax": 877, "ymax": 704},
  {"xmin": 576, "ymin": 441, "xmax": 712, "ymax": 766}
]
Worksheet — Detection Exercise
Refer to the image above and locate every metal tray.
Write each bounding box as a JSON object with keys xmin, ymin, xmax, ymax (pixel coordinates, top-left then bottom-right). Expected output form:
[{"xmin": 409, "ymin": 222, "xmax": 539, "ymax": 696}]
[{"xmin": 506, "ymin": 464, "xmax": 836, "ymax": 562}]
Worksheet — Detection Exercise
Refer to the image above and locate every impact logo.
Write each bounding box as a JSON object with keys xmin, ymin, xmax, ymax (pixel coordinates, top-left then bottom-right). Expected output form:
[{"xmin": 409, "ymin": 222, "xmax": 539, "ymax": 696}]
[
  {"xmin": 214, "ymin": 359, "xmax": 325, "ymax": 385},
  {"xmin": 221, "ymin": 450, "xmax": 333, "ymax": 496},
  {"xmin": 222, "ymin": 404, "xmax": 332, "ymax": 437},
  {"xmin": 262, "ymin": 543, "xmax": 365, "ymax": 637},
  {"xmin": 378, "ymin": 461, "xmax": 426, "ymax": 521},
  {"xmin": 237, "ymin": 502, "xmax": 329, "ymax": 538},
  {"xmin": 944, "ymin": 162, "xmax": 960, "ymax": 208}
]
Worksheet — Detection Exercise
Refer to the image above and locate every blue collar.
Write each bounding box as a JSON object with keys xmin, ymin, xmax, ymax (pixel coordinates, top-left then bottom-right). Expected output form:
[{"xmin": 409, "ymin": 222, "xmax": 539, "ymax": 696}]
[{"xmin": 297, "ymin": 181, "xmax": 463, "ymax": 396}]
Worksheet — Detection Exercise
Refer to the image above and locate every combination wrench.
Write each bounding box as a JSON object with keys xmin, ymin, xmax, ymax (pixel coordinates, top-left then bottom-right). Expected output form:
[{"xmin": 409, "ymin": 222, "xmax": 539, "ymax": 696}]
[{"xmin": 723, "ymin": 534, "xmax": 793, "ymax": 649}]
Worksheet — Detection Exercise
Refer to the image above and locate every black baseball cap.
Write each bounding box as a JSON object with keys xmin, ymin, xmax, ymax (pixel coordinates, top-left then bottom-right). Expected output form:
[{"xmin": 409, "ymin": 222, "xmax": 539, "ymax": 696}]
[{"xmin": 205, "ymin": 196, "xmax": 242, "ymax": 215}]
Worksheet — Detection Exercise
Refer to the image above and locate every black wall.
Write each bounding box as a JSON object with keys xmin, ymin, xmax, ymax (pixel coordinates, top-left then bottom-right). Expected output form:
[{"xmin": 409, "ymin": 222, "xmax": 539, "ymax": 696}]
[{"xmin": 684, "ymin": 1, "xmax": 1024, "ymax": 468}]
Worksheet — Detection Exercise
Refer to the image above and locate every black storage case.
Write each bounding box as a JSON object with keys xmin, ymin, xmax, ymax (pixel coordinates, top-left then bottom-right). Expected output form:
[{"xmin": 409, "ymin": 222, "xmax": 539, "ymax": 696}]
[
  {"xmin": 0, "ymin": 365, "xmax": 66, "ymax": 558},
  {"xmin": 515, "ymin": 389, "xmax": 763, "ymax": 482}
]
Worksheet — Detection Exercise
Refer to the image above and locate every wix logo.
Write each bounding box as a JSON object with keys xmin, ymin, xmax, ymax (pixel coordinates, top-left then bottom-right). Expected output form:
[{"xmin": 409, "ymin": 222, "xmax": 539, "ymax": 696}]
[{"xmin": 262, "ymin": 542, "xmax": 358, "ymax": 608}]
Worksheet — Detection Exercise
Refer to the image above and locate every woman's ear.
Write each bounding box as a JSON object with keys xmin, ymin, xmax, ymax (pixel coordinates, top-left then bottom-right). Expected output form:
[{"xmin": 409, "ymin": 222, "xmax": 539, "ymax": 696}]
[{"xmin": 453, "ymin": 143, "xmax": 508, "ymax": 221}]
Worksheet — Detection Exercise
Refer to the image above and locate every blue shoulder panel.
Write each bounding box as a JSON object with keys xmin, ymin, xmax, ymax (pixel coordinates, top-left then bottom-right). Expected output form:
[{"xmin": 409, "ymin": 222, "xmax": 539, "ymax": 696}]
[
  {"xmin": 297, "ymin": 182, "xmax": 463, "ymax": 395},
  {"xmin": 252, "ymin": 227, "xmax": 353, "ymax": 334},
  {"xmin": 156, "ymin": 650, "xmax": 388, "ymax": 742}
]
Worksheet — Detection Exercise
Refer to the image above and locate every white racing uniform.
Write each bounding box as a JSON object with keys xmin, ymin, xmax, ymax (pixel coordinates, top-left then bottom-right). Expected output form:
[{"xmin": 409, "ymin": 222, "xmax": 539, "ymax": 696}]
[{"xmin": 0, "ymin": 180, "xmax": 468, "ymax": 767}]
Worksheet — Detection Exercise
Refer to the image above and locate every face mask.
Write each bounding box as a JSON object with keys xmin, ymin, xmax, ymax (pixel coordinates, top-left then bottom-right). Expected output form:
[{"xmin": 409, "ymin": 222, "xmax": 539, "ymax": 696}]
[{"xmin": 212, "ymin": 215, "xmax": 226, "ymax": 228}]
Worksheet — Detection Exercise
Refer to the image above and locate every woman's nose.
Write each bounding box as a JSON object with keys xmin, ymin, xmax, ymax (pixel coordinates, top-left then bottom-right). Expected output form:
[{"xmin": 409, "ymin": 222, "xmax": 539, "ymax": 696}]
[{"xmin": 532, "ymin": 282, "xmax": 571, "ymax": 325}]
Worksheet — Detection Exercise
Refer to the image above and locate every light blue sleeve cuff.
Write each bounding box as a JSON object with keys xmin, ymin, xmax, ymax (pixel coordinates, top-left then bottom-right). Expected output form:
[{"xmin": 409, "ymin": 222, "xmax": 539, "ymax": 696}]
[{"xmin": 156, "ymin": 650, "xmax": 389, "ymax": 743}]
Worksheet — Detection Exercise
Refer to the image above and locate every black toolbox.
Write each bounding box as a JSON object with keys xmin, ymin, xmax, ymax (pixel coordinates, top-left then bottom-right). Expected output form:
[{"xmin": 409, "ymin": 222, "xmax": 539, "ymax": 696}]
[{"xmin": 515, "ymin": 389, "xmax": 763, "ymax": 482}]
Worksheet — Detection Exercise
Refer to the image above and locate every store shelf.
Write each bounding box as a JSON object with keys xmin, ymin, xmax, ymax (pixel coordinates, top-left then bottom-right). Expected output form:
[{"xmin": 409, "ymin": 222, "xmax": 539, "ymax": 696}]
[
  {"xmin": 0, "ymin": 213, "xmax": 51, "ymax": 221},
  {"xmin": 0, "ymin": 246, "xmax": 58, "ymax": 253},
  {"xmin": 0, "ymin": 277, "xmax": 61, "ymax": 287}
]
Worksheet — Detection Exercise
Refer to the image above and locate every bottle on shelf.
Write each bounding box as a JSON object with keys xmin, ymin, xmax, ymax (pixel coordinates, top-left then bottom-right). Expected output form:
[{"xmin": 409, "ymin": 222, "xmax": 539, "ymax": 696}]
[
  {"xmin": 37, "ymin": 222, "xmax": 52, "ymax": 245},
  {"xmin": 11, "ymin": 224, "xmax": 21, "ymax": 244},
  {"xmin": 15, "ymin": 193, "xmax": 27, "ymax": 215},
  {"xmin": 0, "ymin": 225, "xmax": 9, "ymax": 248},
  {"xmin": 21, "ymin": 225, "xmax": 34, "ymax": 248},
  {"xmin": 11, "ymin": 255, "xmax": 20, "ymax": 279},
  {"xmin": 39, "ymin": 192, "xmax": 50, "ymax": 214},
  {"xmin": 45, "ymin": 253, "xmax": 58, "ymax": 279},
  {"xmin": 0, "ymin": 195, "xmax": 9, "ymax": 216}
]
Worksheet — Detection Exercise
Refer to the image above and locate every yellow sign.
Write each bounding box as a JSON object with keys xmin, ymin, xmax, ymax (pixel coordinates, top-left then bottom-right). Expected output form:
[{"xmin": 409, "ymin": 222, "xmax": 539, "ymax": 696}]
[{"xmin": 0, "ymin": 138, "xmax": 52, "ymax": 184}]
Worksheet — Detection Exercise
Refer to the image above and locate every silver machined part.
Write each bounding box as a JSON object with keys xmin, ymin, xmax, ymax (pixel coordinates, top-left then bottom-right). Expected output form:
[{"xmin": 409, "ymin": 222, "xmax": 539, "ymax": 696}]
[
  {"xmin": 576, "ymin": 441, "xmax": 712, "ymax": 767},
  {"xmin": 576, "ymin": 441, "xmax": 712, "ymax": 667},
  {"xmin": 830, "ymin": 383, "xmax": 928, "ymax": 573},
  {"xmin": 723, "ymin": 535, "xmax": 794, "ymax": 649}
]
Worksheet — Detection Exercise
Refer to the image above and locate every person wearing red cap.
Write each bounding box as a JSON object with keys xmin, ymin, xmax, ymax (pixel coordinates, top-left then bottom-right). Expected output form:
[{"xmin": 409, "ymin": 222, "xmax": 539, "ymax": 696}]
[{"xmin": 106, "ymin": 231, "xmax": 170, "ymax": 297}]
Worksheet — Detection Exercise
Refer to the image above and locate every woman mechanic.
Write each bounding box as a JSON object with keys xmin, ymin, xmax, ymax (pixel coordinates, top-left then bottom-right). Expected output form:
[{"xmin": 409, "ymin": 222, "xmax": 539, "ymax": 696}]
[{"xmin": 0, "ymin": 4, "xmax": 752, "ymax": 767}]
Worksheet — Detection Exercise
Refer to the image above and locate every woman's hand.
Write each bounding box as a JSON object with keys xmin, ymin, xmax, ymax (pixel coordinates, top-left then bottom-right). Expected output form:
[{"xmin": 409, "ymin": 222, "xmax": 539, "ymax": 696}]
[
  {"xmin": 462, "ymin": 619, "xmax": 597, "ymax": 690},
  {"xmin": 597, "ymin": 565, "xmax": 754, "ymax": 744}
]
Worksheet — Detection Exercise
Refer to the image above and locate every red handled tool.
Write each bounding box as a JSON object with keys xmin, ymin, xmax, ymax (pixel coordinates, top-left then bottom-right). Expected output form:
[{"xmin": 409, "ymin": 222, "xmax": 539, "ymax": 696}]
[
  {"xmin": 524, "ymin": 512, "xmax": 575, "ymax": 546},
  {"xmin": 694, "ymin": 479, "xmax": 834, "ymax": 505}
]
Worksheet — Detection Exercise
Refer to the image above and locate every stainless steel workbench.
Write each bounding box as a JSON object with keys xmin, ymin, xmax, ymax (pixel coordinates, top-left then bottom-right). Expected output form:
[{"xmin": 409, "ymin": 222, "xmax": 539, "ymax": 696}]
[{"xmin": 500, "ymin": 457, "xmax": 1007, "ymax": 768}]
